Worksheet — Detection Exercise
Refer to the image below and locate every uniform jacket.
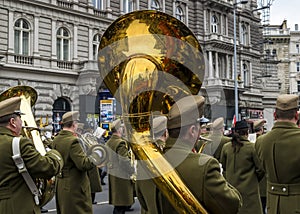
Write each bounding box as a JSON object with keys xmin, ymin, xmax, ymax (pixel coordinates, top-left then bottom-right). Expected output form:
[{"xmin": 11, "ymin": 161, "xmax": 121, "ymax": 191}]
[
  {"xmin": 255, "ymin": 121, "xmax": 300, "ymax": 214},
  {"xmin": 202, "ymin": 133, "xmax": 231, "ymax": 161},
  {"xmin": 221, "ymin": 137, "xmax": 265, "ymax": 214},
  {"xmin": 0, "ymin": 127, "xmax": 63, "ymax": 214},
  {"xmin": 53, "ymin": 130, "xmax": 95, "ymax": 214},
  {"xmin": 154, "ymin": 137, "xmax": 242, "ymax": 214},
  {"xmin": 87, "ymin": 166, "xmax": 102, "ymax": 193},
  {"xmin": 106, "ymin": 134, "xmax": 135, "ymax": 206}
]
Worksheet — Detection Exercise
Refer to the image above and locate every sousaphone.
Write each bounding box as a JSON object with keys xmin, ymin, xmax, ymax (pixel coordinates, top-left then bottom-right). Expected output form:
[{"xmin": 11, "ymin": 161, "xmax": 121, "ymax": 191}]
[
  {"xmin": 98, "ymin": 10, "xmax": 207, "ymax": 213},
  {"xmin": 0, "ymin": 86, "xmax": 55, "ymax": 207}
]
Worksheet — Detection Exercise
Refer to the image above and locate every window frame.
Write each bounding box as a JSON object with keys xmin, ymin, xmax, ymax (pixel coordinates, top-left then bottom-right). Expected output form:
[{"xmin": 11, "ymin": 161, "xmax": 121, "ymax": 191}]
[
  {"xmin": 14, "ymin": 18, "xmax": 31, "ymax": 55},
  {"xmin": 56, "ymin": 27, "xmax": 71, "ymax": 61},
  {"xmin": 93, "ymin": 33, "xmax": 101, "ymax": 60},
  {"xmin": 211, "ymin": 15, "xmax": 218, "ymax": 34}
]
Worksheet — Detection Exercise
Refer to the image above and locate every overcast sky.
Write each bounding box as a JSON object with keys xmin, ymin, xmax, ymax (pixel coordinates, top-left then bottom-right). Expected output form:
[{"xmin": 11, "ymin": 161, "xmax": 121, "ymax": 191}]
[{"xmin": 268, "ymin": 0, "xmax": 300, "ymax": 30}]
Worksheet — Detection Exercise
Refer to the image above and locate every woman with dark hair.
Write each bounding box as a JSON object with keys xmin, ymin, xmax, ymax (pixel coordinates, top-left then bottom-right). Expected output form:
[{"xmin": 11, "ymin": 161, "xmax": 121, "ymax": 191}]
[{"xmin": 220, "ymin": 120, "xmax": 265, "ymax": 214}]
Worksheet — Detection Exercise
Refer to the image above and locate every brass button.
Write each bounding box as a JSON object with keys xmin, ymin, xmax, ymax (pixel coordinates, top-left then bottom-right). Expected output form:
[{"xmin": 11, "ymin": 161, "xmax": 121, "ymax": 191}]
[
  {"xmin": 282, "ymin": 187, "xmax": 287, "ymax": 192},
  {"xmin": 271, "ymin": 186, "xmax": 275, "ymax": 190}
]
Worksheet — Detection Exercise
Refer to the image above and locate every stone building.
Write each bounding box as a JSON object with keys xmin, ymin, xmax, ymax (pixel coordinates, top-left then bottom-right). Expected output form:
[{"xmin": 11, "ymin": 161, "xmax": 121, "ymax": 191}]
[{"xmin": 0, "ymin": 0, "xmax": 280, "ymax": 132}]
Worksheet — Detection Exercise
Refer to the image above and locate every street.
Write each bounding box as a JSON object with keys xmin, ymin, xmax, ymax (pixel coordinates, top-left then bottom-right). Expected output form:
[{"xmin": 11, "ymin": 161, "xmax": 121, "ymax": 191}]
[{"xmin": 42, "ymin": 176, "xmax": 141, "ymax": 214}]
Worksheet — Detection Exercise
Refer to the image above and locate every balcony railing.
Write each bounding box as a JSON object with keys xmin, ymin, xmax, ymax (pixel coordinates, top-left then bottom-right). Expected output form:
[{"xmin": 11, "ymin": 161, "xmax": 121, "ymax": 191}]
[
  {"xmin": 57, "ymin": 60, "xmax": 73, "ymax": 69},
  {"xmin": 93, "ymin": 9, "xmax": 106, "ymax": 17},
  {"xmin": 57, "ymin": 0, "xmax": 73, "ymax": 9},
  {"xmin": 14, "ymin": 55, "xmax": 33, "ymax": 65}
]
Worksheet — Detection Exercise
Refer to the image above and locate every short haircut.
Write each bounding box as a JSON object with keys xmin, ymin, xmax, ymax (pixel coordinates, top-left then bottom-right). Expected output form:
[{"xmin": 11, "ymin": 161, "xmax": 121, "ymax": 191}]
[
  {"xmin": 63, "ymin": 121, "xmax": 73, "ymax": 128},
  {"xmin": 0, "ymin": 113, "xmax": 18, "ymax": 126},
  {"xmin": 168, "ymin": 123, "xmax": 197, "ymax": 139},
  {"xmin": 275, "ymin": 108, "xmax": 297, "ymax": 120}
]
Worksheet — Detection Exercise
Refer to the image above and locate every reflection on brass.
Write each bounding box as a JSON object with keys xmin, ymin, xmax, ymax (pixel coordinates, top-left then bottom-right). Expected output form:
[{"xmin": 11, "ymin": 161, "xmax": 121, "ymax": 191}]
[
  {"xmin": 0, "ymin": 86, "xmax": 55, "ymax": 207},
  {"xmin": 198, "ymin": 136, "xmax": 213, "ymax": 154},
  {"xmin": 99, "ymin": 10, "xmax": 207, "ymax": 213}
]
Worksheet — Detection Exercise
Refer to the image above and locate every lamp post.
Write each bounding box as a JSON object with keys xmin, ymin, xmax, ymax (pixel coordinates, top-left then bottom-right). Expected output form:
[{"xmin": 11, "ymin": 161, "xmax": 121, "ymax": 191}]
[{"xmin": 234, "ymin": 0, "xmax": 248, "ymax": 121}]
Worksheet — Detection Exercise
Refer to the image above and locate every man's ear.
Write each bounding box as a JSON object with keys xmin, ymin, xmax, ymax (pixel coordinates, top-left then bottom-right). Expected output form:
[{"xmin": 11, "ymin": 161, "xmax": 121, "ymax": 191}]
[{"xmin": 10, "ymin": 117, "xmax": 16, "ymax": 128}]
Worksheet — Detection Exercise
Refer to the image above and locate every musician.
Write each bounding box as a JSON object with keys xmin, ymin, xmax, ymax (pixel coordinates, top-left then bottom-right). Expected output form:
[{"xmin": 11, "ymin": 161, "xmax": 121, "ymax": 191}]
[
  {"xmin": 53, "ymin": 111, "xmax": 97, "ymax": 214},
  {"xmin": 151, "ymin": 115, "xmax": 168, "ymax": 151},
  {"xmin": 255, "ymin": 94, "xmax": 300, "ymax": 214},
  {"xmin": 158, "ymin": 95, "xmax": 242, "ymax": 213},
  {"xmin": 0, "ymin": 97, "xmax": 63, "ymax": 214},
  {"xmin": 253, "ymin": 119, "xmax": 267, "ymax": 214},
  {"xmin": 77, "ymin": 123, "xmax": 102, "ymax": 205},
  {"xmin": 201, "ymin": 117, "xmax": 231, "ymax": 161},
  {"xmin": 106, "ymin": 119, "xmax": 135, "ymax": 214},
  {"xmin": 220, "ymin": 120, "xmax": 265, "ymax": 213}
]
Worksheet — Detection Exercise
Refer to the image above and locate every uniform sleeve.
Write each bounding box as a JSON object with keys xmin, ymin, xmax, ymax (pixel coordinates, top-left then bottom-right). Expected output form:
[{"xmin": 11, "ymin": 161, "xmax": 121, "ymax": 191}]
[
  {"xmin": 69, "ymin": 139, "xmax": 95, "ymax": 171},
  {"xmin": 20, "ymin": 138, "xmax": 63, "ymax": 179},
  {"xmin": 220, "ymin": 145, "xmax": 227, "ymax": 178},
  {"xmin": 202, "ymin": 157, "xmax": 242, "ymax": 214},
  {"xmin": 116, "ymin": 141, "xmax": 135, "ymax": 175}
]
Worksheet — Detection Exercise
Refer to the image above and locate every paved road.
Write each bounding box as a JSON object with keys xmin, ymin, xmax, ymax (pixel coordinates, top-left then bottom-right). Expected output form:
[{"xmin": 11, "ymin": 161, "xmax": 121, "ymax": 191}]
[{"xmin": 42, "ymin": 176, "xmax": 141, "ymax": 214}]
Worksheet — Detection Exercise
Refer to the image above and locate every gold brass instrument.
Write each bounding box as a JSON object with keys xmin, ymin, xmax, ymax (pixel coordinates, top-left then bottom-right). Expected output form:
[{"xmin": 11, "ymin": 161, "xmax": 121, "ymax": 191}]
[
  {"xmin": 98, "ymin": 10, "xmax": 207, "ymax": 213},
  {"xmin": 0, "ymin": 86, "xmax": 55, "ymax": 207},
  {"xmin": 198, "ymin": 136, "xmax": 213, "ymax": 153},
  {"xmin": 76, "ymin": 132, "xmax": 107, "ymax": 166}
]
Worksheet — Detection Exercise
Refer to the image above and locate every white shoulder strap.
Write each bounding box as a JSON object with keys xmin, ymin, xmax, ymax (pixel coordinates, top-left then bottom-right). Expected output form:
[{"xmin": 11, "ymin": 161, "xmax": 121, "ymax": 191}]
[{"xmin": 12, "ymin": 137, "xmax": 40, "ymax": 205}]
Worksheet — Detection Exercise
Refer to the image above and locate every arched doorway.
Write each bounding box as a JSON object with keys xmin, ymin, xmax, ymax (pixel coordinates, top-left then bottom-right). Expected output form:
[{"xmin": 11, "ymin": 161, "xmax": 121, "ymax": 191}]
[{"xmin": 52, "ymin": 97, "xmax": 71, "ymax": 134}]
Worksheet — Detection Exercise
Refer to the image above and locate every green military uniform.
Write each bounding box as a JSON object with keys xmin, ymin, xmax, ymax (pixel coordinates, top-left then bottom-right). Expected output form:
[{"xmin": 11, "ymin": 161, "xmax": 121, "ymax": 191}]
[
  {"xmin": 0, "ymin": 127, "xmax": 63, "ymax": 214},
  {"xmin": 256, "ymin": 121, "xmax": 300, "ymax": 214},
  {"xmin": 202, "ymin": 117, "xmax": 231, "ymax": 161},
  {"xmin": 255, "ymin": 94, "xmax": 300, "ymax": 214},
  {"xmin": 136, "ymin": 162, "xmax": 160, "ymax": 214},
  {"xmin": 53, "ymin": 130, "xmax": 95, "ymax": 214},
  {"xmin": 106, "ymin": 134, "xmax": 135, "ymax": 207},
  {"xmin": 202, "ymin": 134, "xmax": 231, "ymax": 161},
  {"xmin": 87, "ymin": 166, "xmax": 102, "ymax": 195},
  {"xmin": 159, "ymin": 138, "xmax": 242, "ymax": 214},
  {"xmin": 221, "ymin": 136, "xmax": 265, "ymax": 214}
]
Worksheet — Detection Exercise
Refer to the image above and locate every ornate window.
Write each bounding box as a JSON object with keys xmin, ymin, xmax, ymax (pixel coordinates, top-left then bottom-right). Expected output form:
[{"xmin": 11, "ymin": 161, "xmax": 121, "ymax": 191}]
[
  {"xmin": 150, "ymin": 0, "xmax": 160, "ymax": 10},
  {"xmin": 240, "ymin": 23, "xmax": 248, "ymax": 45},
  {"xmin": 211, "ymin": 15, "xmax": 218, "ymax": 33},
  {"xmin": 243, "ymin": 63, "xmax": 249, "ymax": 86},
  {"xmin": 297, "ymin": 62, "xmax": 300, "ymax": 72},
  {"xmin": 93, "ymin": 0, "xmax": 104, "ymax": 10},
  {"xmin": 93, "ymin": 34, "xmax": 101, "ymax": 60},
  {"xmin": 175, "ymin": 6, "xmax": 184, "ymax": 22},
  {"xmin": 14, "ymin": 18, "xmax": 30, "ymax": 55},
  {"xmin": 56, "ymin": 27, "xmax": 71, "ymax": 61}
]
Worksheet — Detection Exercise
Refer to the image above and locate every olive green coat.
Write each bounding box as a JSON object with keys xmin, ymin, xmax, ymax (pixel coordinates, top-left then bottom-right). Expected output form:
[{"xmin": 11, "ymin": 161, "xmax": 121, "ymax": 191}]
[
  {"xmin": 220, "ymin": 137, "xmax": 265, "ymax": 214},
  {"xmin": 0, "ymin": 127, "xmax": 63, "ymax": 214},
  {"xmin": 255, "ymin": 121, "xmax": 300, "ymax": 214},
  {"xmin": 136, "ymin": 162, "xmax": 162, "ymax": 214},
  {"xmin": 53, "ymin": 130, "xmax": 95, "ymax": 214},
  {"xmin": 202, "ymin": 133, "xmax": 231, "ymax": 161},
  {"xmin": 106, "ymin": 134, "xmax": 135, "ymax": 206},
  {"xmin": 149, "ymin": 137, "xmax": 242, "ymax": 214},
  {"xmin": 87, "ymin": 166, "xmax": 102, "ymax": 193}
]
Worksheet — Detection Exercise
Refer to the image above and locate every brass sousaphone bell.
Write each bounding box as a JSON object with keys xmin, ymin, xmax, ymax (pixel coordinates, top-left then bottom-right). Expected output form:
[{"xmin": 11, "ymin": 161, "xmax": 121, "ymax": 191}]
[
  {"xmin": 0, "ymin": 86, "xmax": 55, "ymax": 207},
  {"xmin": 98, "ymin": 10, "xmax": 207, "ymax": 213}
]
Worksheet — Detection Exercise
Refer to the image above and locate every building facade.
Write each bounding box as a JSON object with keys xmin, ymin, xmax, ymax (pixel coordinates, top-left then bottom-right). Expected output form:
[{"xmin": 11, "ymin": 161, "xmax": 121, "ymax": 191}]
[{"xmin": 0, "ymin": 0, "xmax": 280, "ymax": 133}]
